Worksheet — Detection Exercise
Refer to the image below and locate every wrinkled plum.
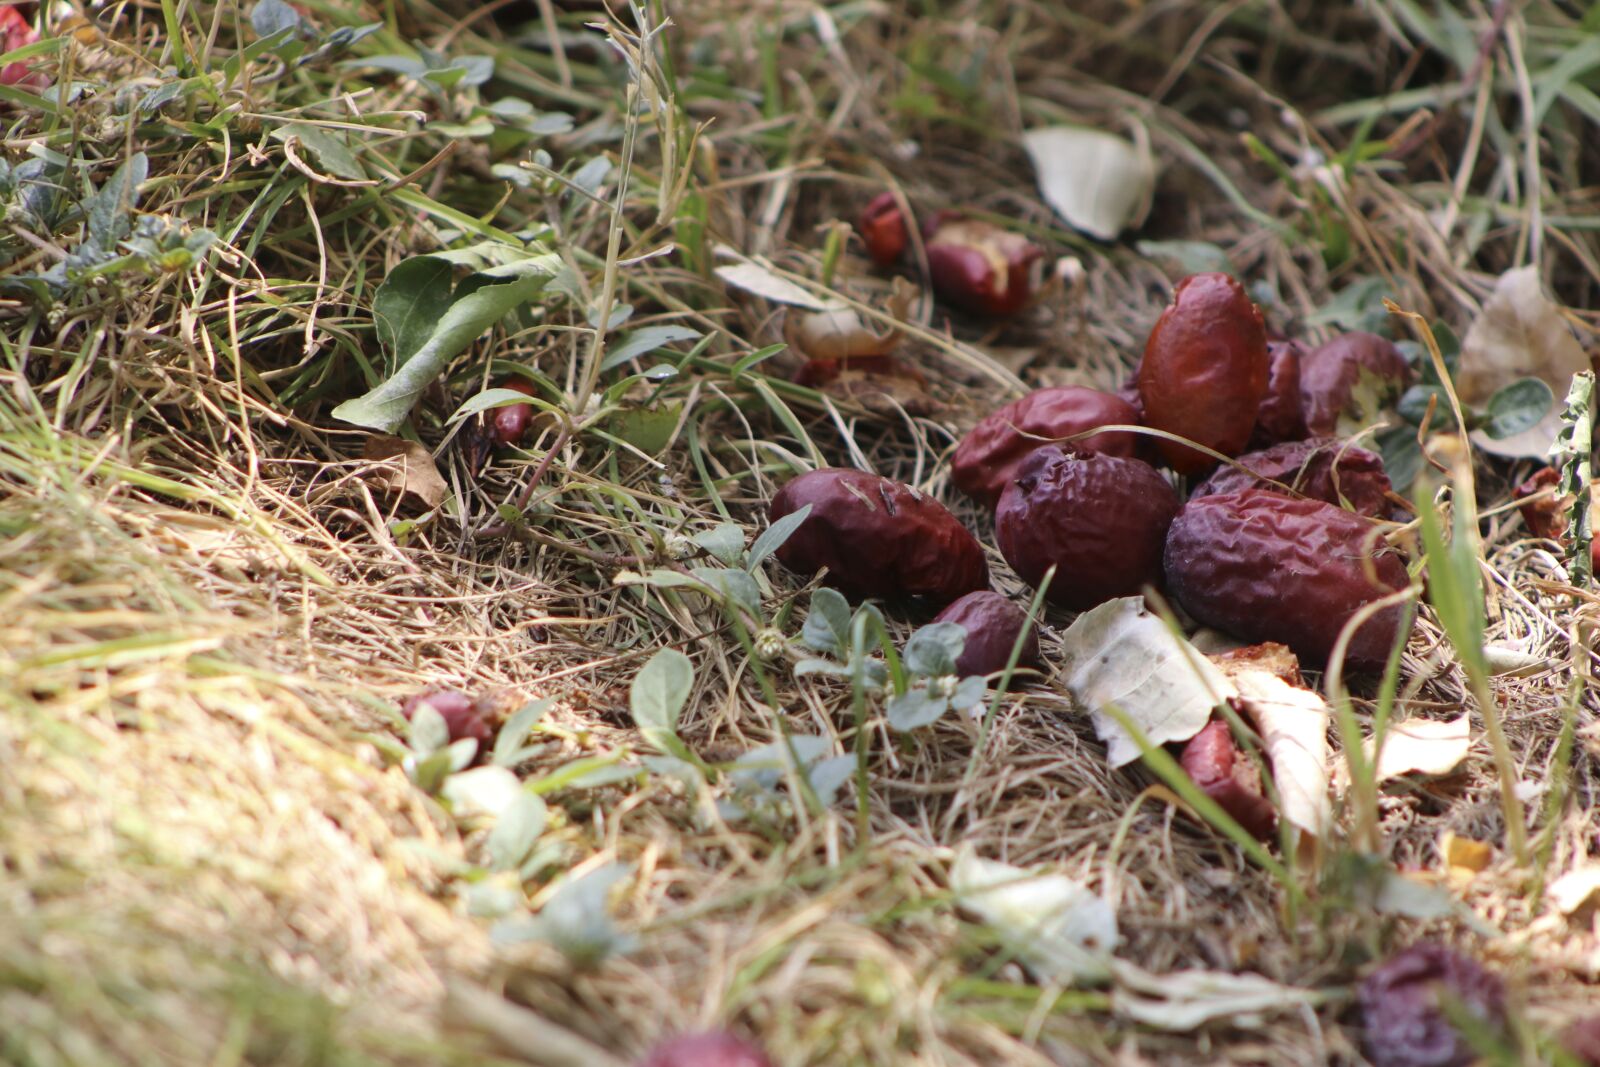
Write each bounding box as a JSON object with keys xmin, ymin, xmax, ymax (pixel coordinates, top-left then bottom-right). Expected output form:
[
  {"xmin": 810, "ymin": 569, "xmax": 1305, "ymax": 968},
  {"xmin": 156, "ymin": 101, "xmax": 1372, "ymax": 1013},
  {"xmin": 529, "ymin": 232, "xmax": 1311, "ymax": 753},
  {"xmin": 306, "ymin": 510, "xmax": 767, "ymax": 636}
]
[
  {"xmin": 1191, "ymin": 437, "xmax": 1393, "ymax": 518},
  {"xmin": 770, "ymin": 468, "xmax": 988, "ymax": 604},
  {"xmin": 995, "ymin": 447, "xmax": 1179, "ymax": 611},
  {"xmin": 933, "ymin": 590, "xmax": 1041, "ymax": 678},
  {"xmin": 1137, "ymin": 272, "xmax": 1269, "ymax": 475},
  {"xmin": 1358, "ymin": 943, "xmax": 1506, "ymax": 1067},
  {"xmin": 952, "ymin": 386, "xmax": 1140, "ymax": 508},
  {"xmin": 1164, "ymin": 490, "xmax": 1409, "ymax": 667}
]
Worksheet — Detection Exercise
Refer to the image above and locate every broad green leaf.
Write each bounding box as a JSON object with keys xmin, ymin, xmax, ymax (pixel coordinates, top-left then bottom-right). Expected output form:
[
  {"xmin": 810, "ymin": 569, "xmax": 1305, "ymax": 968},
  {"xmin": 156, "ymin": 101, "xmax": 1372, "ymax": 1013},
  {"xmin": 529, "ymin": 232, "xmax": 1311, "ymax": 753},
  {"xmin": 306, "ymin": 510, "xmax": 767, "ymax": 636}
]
[
  {"xmin": 886, "ymin": 687, "xmax": 948, "ymax": 732},
  {"xmin": 486, "ymin": 791, "xmax": 547, "ymax": 871},
  {"xmin": 1135, "ymin": 239, "xmax": 1234, "ymax": 277},
  {"xmin": 630, "ymin": 648, "xmax": 693, "ymax": 746},
  {"xmin": 806, "ymin": 755, "xmax": 856, "ymax": 806},
  {"xmin": 950, "ymin": 675, "xmax": 987, "ymax": 711},
  {"xmin": 250, "ymin": 0, "xmax": 302, "ymax": 37},
  {"xmin": 333, "ymin": 257, "xmax": 558, "ymax": 432},
  {"xmin": 449, "ymin": 387, "xmax": 554, "ymax": 425},
  {"xmin": 691, "ymin": 524, "xmax": 745, "ymax": 566},
  {"xmin": 747, "ymin": 503, "xmax": 811, "ymax": 571},
  {"xmin": 903, "ymin": 622, "xmax": 966, "ymax": 679},
  {"xmin": 492, "ymin": 863, "xmax": 636, "ymax": 967},
  {"xmin": 87, "ymin": 153, "xmax": 148, "ymax": 254},
  {"xmin": 1375, "ymin": 424, "xmax": 1424, "ymax": 494},
  {"xmin": 373, "ymin": 256, "xmax": 458, "ymax": 364},
  {"xmin": 689, "ymin": 566, "xmax": 762, "ymax": 617},
  {"xmin": 800, "ymin": 587, "xmax": 850, "ymax": 654},
  {"xmin": 271, "ymin": 122, "xmax": 366, "ymax": 180},
  {"xmin": 728, "ymin": 735, "xmax": 832, "ymax": 790},
  {"xmin": 608, "ymin": 404, "xmax": 681, "ymax": 454},
  {"xmin": 1484, "ymin": 377, "xmax": 1554, "ymax": 440},
  {"xmin": 493, "ymin": 695, "xmax": 555, "ymax": 767},
  {"xmin": 598, "ymin": 324, "xmax": 702, "ymax": 372},
  {"xmin": 408, "ymin": 702, "xmax": 449, "ymax": 756}
]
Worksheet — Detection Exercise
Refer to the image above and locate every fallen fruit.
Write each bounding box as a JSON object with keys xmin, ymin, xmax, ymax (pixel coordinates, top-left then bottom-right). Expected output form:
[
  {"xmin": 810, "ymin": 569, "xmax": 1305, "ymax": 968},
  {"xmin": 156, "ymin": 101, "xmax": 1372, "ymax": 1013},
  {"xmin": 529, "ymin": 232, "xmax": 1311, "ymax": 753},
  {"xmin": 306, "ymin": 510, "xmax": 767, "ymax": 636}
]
[
  {"xmin": 922, "ymin": 212, "xmax": 1045, "ymax": 317},
  {"xmin": 770, "ymin": 468, "xmax": 989, "ymax": 604},
  {"xmin": 792, "ymin": 355, "xmax": 907, "ymax": 388},
  {"xmin": 1137, "ymin": 272, "xmax": 1269, "ymax": 475},
  {"xmin": 1299, "ymin": 331, "xmax": 1413, "ymax": 436},
  {"xmin": 1250, "ymin": 340, "xmax": 1309, "ymax": 446},
  {"xmin": 401, "ymin": 691, "xmax": 494, "ymax": 754},
  {"xmin": 1358, "ymin": 943, "xmax": 1506, "ymax": 1067},
  {"xmin": 994, "ymin": 446, "xmax": 1179, "ymax": 611},
  {"xmin": 858, "ymin": 191, "xmax": 909, "ymax": 267},
  {"xmin": 1164, "ymin": 490, "xmax": 1409, "ymax": 667},
  {"xmin": 1190, "ymin": 437, "xmax": 1393, "ymax": 518},
  {"xmin": 488, "ymin": 378, "xmax": 542, "ymax": 447},
  {"xmin": 952, "ymin": 386, "xmax": 1140, "ymax": 508},
  {"xmin": 1513, "ymin": 467, "xmax": 1567, "ymax": 540},
  {"xmin": 637, "ymin": 1032, "xmax": 774, "ymax": 1067},
  {"xmin": 0, "ymin": 6, "xmax": 45, "ymax": 90},
  {"xmin": 933, "ymin": 590, "xmax": 1041, "ymax": 678},
  {"xmin": 1178, "ymin": 717, "xmax": 1277, "ymax": 841}
]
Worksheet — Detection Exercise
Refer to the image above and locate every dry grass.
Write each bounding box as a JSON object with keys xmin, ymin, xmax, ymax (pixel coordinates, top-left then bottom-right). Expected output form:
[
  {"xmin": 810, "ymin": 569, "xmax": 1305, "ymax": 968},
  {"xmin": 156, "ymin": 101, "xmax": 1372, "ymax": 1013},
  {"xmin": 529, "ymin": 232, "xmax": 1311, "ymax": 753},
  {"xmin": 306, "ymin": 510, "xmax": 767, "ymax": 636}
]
[{"xmin": 1, "ymin": 0, "xmax": 1599, "ymax": 1064}]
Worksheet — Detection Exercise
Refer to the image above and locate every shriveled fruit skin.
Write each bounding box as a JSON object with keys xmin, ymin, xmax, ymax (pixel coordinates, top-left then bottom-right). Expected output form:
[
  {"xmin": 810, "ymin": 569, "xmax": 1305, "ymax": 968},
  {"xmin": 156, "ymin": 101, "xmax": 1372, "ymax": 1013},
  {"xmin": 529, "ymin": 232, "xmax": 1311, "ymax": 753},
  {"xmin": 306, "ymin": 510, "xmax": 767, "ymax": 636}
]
[
  {"xmin": 1561, "ymin": 1015, "xmax": 1600, "ymax": 1067},
  {"xmin": 1513, "ymin": 467, "xmax": 1568, "ymax": 540},
  {"xmin": 858, "ymin": 191, "xmax": 908, "ymax": 267},
  {"xmin": 637, "ymin": 1032, "xmax": 774, "ymax": 1067},
  {"xmin": 770, "ymin": 468, "xmax": 988, "ymax": 604},
  {"xmin": 1300, "ymin": 331, "xmax": 1413, "ymax": 436},
  {"xmin": 1190, "ymin": 437, "xmax": 1393, "ymax": 518},
  {"xmin": 951, "ymin": 387, "xmax": 1140, "ymax": 508},
  {"xmin": 995, "ymin": 447, "xmax": 1179, "ymax": 611},
  {"xmin": 1358, "ymin": 943, "xmax": 1506, "ymax": 1067},
  {"xmin": 1178, "ymin": 717, "xmax": 1277, "ymax": 841},
  {"xmin": 1164, "ymin": 490, "xmax": 1409, "ymax": 667},
  {"xmin": 1137, "ymin": 272, "xmax": 1269, "ymax": 474},
  {"xmin": 401, "ymin": 691, "xmax": 494, "ymax": 756},
  {"xmin": 1250, "ymin": 340, "xmax": 1309, "ymax": 447},
  {"xmin": 933, "ymin": 590, "xmax": 1041, "ymax": 678}
]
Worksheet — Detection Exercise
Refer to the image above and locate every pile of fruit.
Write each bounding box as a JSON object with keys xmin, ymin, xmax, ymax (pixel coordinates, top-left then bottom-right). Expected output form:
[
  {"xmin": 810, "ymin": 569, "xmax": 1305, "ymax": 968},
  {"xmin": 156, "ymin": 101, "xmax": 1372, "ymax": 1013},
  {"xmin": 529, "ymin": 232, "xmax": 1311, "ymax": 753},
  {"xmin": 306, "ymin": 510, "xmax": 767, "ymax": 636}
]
[{"xmin": 769, "ymin": 268, "xmax": 1417, "ymax": 677}]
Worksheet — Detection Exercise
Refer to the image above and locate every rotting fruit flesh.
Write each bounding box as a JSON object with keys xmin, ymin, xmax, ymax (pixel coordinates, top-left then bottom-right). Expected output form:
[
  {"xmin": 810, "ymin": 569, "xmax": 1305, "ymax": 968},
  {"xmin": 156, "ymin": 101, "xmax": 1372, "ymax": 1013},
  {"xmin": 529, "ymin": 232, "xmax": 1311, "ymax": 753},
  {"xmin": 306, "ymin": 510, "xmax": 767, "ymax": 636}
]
[
  {"xmin": 951, "ymin": 386, "xmax": 1140, "ymax": 508},
  {"xmin": 1190, "ymin": 437, "xmax": 1393, "ymax": 519},
  {"xmin": 994, "ymin": 447, "xmax": 1179, "ymax": 611},
  {"xmin": 1164, "ymin": 489, "xmax": 1409, "ymax": 668},
  {"xmin": 922, "ymin": 213, "xmax": 1045, "ymax": 318},
  {"xmin": 769, "ymin": 468, "xmax": 989, "ymax": 604},
  {"xmin": 1299, "ymin": 331, "xmax": 1413, "ymax": 436},
  {"xmin": 933, "ymin": 590, "xmax": 1041, "ymax": 679},
  {"xmin": 1178, "ymin": 716, "xmax": 1277, "ymax": 841},
  {"xmin": 858, "ymin": 191, "xmax": 908, "ymax": 267},
  {"xmin": 1137, "ymin": 272, "xmax": 1269, "ymax": 475}
]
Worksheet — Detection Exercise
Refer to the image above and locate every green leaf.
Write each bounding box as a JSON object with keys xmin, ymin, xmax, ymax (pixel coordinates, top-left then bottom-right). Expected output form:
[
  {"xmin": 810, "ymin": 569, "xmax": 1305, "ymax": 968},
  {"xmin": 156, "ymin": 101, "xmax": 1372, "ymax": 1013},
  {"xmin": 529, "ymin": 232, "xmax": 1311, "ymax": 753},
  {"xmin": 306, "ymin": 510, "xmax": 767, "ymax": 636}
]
[
  {"xmin": 373, "ymin": 256, "xmax": 456, "ymax": 364},
  {"xmin": 691, "ymin": 524, "xmax": 745, "ymax": 566},
  {"xmin": 333, "ymin": 257, "xmax": 558, "ymax": 432},
  {"xmin": 903, "ymin": 622, "xmax": 966, "ymax": 678},
  {"xmin": 86, "ymin": 154, "xmax": 148, "ymax": 254},
  {"xmin": 1135, "ymin": 239, "xmax": 1235, "ymax": 277},
  {"xmin": 608, "ymin": 404, "xmax": 681, "ymax": 454},
  {"xmin": 1306, "ymin": 276, "xmax": 1390, "ymax": 333},
  {"xmin": 250, "ymin": 0, "xmax": 302, "ymax": 37},
  {"xmin": 689, "ymin": 566, "xmax": 762, "ymax": 617},
  {"xmin": 486, "ymin": 791, "xmax": 547, "ymax": 871},
  {"xmin": 806, "ymin": 755, "xmax": 856, "ymax": 806},
  {"xmin": 1484, "ymin": 377, "xmax": 1555, "ymax": 440},
  {"xmin": 493, "ymin": 695, "xmax": 555, "ymax": 767},
  {"xmin": 598, "ymin": 324, "xmax": 702, "ymax": 372},
  {"xmin": 448, "ymin": 386, "xmax": 549, "ymax": 425},
  {"xmin": 731, "ymin": 343, "xmax": 787, "ymax": 381},
  {"xmin": 747, "ymin": 503, "xmax": 811, "ymax": 571},
  {"xmin": 271, "ymin": 122, "xmax": 366, "ymax": 181},
  {"xmin": 800, "ymin": 587, "xmax": 850, "ymax": 654},
  {"xmin": 1417, "ymin": 484, "xmax": 1485, "ymax": 678},
  {"xmin": 630, "ymin": 648, "xmax": 693, "ymax": 749},
  {"xmin": 886, "ymin": 687, "xmax": 948, "ymax": 732},
  {"xmin": 1375, "ymin": 424, "xmax": 1424, "ymax": 494},
  {"xmin": 408, "ymin": 702, "xmax": 449, "ymax": 756},
  {"xmin": 951, "ymin": 675, "xmax": 987, "ymax": 710},
  {"xmin": 492, "ymin": 863, "xmax": 636, "ymax": 967}
]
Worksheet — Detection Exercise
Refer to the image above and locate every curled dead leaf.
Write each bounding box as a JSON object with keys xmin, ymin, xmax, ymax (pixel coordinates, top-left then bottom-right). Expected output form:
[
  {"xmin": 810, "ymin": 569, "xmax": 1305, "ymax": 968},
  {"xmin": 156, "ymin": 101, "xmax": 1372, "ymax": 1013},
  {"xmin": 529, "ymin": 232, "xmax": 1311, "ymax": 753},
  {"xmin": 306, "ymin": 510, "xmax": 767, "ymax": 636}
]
[{"xmin": 363, "ymin": 435, "xmax": 449, "ymax": 509}]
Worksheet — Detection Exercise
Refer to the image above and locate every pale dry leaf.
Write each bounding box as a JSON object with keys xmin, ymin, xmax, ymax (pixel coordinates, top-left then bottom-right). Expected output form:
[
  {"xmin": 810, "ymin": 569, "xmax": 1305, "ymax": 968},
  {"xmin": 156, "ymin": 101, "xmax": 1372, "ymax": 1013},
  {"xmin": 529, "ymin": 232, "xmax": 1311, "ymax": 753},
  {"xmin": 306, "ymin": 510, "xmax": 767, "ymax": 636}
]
[
  {"xmin": 1211, "ymin": 655, "xmax": 1332, "ymax": 839},
  {"xmin": 1110, "ymin": 961, "xmax": 1321, "ymax": 1031},
  {"xmin": 713, "ymin": 249, "xmax": 843, "ymax": 311},
  {"xmin": 1022, "ymin": 125, "xmax": 1157, "ymax": 241},
  {"xmin": 440, "ymin": 766, "xmax": 523, "ymax": 819},
  {"xmin": 1457, "ymin": 266, "xmax": 1588, "ymax": 457},
  {"xmin": 1060, "ymin": 597, "xmax": 1233, "ymax": 767},
  {"xmin": 951, "ymin": 846, "xmax": 1118, "ymax": 987},
  {"xmin": 1548, "ymin": 866, "xmax": 1600, "ymax": 915},
  {"xmin": 363, "ymin": 434, "xmax": 448, "ymax": 509},
  {"xmin": 1440, "ymin": 832, "xmax": 1493, "ymax": 875},
  {"xmin": 794, "ymin": 306, "xmax": 900, "ymax": 360},
  {"xmin": 1370, "ymin": 715, "xmax": 1471, "ymax": 782},
  {"xmin": 1482, "ymin": 644, "xmax": 1548, "ymax": 676}
]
